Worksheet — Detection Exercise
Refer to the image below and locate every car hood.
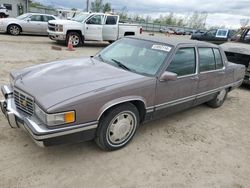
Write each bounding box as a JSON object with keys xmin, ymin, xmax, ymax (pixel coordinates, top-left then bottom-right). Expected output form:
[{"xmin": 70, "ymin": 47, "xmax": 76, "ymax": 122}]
[
  {"xmin": 14, "ymin": 58, "xmax": 145, "ymax": 110},
  {"xmin": 49, "ymin": 19, "xmax": 82, "ymax": 26}
]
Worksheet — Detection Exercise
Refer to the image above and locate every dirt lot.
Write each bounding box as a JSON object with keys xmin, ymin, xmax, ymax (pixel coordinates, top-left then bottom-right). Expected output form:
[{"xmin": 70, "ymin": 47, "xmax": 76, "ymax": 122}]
[{"xmin": 0, "ymin": 34, "xmax": 250, "ymax": 188}]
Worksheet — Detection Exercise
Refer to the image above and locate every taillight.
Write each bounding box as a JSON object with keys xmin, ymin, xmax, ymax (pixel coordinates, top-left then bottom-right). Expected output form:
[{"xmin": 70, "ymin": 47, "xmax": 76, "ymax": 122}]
[{"xmin": 140, "ymin": 27, "xmax": 143, "ymax": 34}]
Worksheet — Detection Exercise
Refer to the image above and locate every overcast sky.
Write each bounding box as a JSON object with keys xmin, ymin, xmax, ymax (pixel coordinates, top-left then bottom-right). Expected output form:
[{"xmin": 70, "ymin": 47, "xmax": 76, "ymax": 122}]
[{"xmin": 35, "ymin": 0, "xmax": 250, "ymax": 28}]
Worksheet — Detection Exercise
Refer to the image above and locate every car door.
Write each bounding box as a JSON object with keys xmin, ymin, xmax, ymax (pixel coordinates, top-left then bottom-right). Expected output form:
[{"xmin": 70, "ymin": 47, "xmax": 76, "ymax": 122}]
[
  {"xmin": 196, "ymin": 47, "xmax": 226, "ymax": 104},
  {"xmin": 22, "ymin": 14, "xmax": 45, "ymax": 34},
  {"xmin": 84, "ymin": 14, "xmax": 103, "ymax": 40},
  {"xmin": 154, "ymin": 46, "xmax": 199, "ymax": 118},
  {"xmin": 202, "ymin": 30, "xmax": 217, "ymax": 42},
  {"xmin": 103, "ymin": 15, "xmax": 119, "ymax": 41}
]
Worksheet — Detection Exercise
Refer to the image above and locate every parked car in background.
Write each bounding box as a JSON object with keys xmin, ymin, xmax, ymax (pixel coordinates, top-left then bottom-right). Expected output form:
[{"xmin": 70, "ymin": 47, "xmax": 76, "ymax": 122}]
[
  {"xmin": 0, "ymin": 36, "xmax": 245, "ymax": 151},
  {"xmin": 159, "ymin": 27, "xmax": 175, "ymax": 34},
  {"xmin": 191, "ymin": 29, "xmax": 236, "ymax": 44},
  {"xmin": 193, "ymin": 29, "xmax": 206, "ymax": 34},
  {"xmin": 175, "ymin": 28, "xmax": 185, "ymax": 35},
  {"xmin": 183, "ymin": 29, "xmax": 193, "ymax": 35},
  {"xmin": 0, "ymin": 13, "xmax": 58, "ymax": 35},
  {"xmin": 221, "ymin": 26, "xmax": 250, "ymax": 84},
  {"xmin": 0, "ymin": 5, "xmax": 9, "ymax": 18},
  {"xmin": 48, "ymin": 12, "xmax": 142, "ymax": 47}
]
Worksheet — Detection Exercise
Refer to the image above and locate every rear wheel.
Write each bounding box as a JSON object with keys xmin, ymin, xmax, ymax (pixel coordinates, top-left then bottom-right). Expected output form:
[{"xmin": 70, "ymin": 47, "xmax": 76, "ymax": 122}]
[
  {"xmin": 7, "ymin": 24, "xmax": 21, "ymax": 35},
  {"xmin": 207, "ymin": 89, "xmax": 228, "ymax": 108},
  {"xmin": 95, "ymin": 103, "xmax": 139, "ymax": 151},
  {"xmin": 66, "ymin": 32, "xmax": 83, "ymax": 47}
]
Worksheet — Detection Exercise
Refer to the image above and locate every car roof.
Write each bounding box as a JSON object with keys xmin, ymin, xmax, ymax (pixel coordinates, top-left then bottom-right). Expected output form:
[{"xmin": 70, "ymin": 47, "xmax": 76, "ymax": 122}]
[
  {"xmin": 27, "ymin": 12, "xmax": 56, "ymax": 17},
  {"xmin": 127, "ymin": 35, "xmax": 219, "ymax": 48}
]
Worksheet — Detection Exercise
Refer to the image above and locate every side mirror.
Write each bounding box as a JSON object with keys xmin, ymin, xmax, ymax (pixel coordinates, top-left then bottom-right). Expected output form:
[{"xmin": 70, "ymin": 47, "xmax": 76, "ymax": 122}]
[
  {"xmin": 26, "ymin": 18, "xmax": 31, "ymax": 22},
  {"xmin": 160, "ymin": 71, "xmax": 177, "ymax": 82}
]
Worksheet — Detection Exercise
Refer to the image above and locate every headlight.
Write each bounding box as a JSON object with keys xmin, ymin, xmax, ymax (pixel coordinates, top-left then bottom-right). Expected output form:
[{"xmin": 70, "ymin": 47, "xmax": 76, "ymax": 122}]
[
  {"xmin": 55, "ymin": 24, "xmax": 63, "ymax": 32},
  {"xmin": 35, "ymin": 104, "xmax": 75, "ymax": 127}
]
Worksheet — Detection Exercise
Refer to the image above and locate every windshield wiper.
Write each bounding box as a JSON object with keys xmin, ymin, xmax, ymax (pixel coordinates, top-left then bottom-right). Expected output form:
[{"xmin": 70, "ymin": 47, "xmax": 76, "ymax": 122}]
[{"xmin": 111, "ymin": 59, "xmax": 131, "ymax": 71}]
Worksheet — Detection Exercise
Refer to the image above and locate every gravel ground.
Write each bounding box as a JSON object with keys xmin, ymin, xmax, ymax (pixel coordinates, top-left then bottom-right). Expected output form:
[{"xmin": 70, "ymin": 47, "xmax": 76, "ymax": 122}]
[{"xmin": 0, "ymin": 33, "xmax": 250, "ymax": 188}]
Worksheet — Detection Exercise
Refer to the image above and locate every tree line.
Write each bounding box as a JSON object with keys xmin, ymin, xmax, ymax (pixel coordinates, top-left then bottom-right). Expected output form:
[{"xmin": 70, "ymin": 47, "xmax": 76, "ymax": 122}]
[{"xmin": 89, "ymin": 0, "xmax": 207, "ymax": 29}]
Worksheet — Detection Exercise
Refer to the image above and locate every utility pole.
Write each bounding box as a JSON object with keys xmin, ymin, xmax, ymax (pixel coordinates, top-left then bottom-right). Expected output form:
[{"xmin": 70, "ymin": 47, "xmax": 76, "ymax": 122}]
[{"xmin": 86, "ymin": 0, "xmax": 89, "ymax": 12}]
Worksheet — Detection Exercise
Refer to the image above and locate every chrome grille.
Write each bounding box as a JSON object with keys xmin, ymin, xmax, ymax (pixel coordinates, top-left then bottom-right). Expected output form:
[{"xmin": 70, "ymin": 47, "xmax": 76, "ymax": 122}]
[
  {"xmin": 48, "ymin": 23, "xmax": 56, "ymax": 31},
  {"xmin": 14, "ymin": 89, "xmax": 34, "ymax": 115}
]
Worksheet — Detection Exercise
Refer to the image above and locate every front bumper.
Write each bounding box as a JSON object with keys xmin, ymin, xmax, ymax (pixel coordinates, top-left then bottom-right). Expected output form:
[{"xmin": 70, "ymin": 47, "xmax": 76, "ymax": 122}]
[
  {"xmin": 0, "ymin": 85, "xmax": 98, "ymax": 146},
  {"xmin": 48, "ymin": 31, "xmax": 66, "ymax": 41}
]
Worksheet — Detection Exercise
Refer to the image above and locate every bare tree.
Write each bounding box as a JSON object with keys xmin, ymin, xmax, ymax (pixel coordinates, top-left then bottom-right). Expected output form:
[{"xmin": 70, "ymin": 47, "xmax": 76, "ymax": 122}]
[
  {"xmin": 240, "ymin": 18, "xmax": 249, "ymax": 27},
  {"xmin": 188, "ymin": 11, "xmax": 207, "ymax": 29}
]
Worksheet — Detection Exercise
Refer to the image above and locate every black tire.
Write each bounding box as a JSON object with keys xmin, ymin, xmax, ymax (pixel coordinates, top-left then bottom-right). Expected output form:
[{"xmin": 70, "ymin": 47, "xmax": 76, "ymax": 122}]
[
  {"xmin": 95, "ymin": 103, "xmax": 140, "ymax": 151},
  {"xmin": 207, "ymin": 89, "xmax": 228, "ymax": 108},
  {"xmin": 108, "ymin": 41, "xmax": 114, "ymax": 44},
  {"xmin": 7, "ymin": 24, "xmax": 21, "ymax": 35},
  {"xmin": 0, "ymin": 13, "xmax": 5, "ymax": 18},
  {"xmin": 66, "ymin": 32, "xmax": 83, "ymax": 47}
]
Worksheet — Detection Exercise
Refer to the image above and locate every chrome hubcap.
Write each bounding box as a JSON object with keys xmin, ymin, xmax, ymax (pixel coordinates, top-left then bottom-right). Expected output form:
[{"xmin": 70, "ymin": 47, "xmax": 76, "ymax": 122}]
[
  {"xmin": 10, "ymin": 26, "xmax": 20, "ymax": 35},
  {"xmin": 217, "ymin": 89, "xmax": 227, "ymax": 102},
  {"xmin": 71, "ymin": 35, "xmax": 80, "ymax": 46},
  {"xmin": 107, "ymin": 112, "xmax": 136, "ymax": 145}
]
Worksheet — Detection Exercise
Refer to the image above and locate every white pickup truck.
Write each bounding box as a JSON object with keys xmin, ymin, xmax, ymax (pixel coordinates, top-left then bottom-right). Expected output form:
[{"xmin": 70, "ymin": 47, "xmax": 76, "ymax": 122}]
[{"xmin": 48, "ymin": 12, "xmax": 142, "ymax": 47}]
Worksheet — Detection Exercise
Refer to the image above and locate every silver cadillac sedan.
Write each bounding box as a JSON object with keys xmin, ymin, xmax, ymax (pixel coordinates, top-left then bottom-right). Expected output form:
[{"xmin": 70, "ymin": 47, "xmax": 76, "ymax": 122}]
[
  {"xmin": 0, "ymin": 36, "xmax": 245, "ymax": 151},
  {"xmin": 0, "ymin": 13, "xmax": 58, "ymax": 35}
]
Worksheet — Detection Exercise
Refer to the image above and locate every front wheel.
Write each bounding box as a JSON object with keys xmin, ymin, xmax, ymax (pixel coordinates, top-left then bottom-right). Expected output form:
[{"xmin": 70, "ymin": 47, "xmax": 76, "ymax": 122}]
[
  {"xmin": 66, "ymin": 32, "xmax": 83, "ymax": 47},
  {"xmin": 7, "ymin": 24, "xmax": 21, "ymax": 35},
  {"xmin": 95, "ymin": 103, "xmax": 139, "ymax": 151},
  {"xmin": 207, "ymin": 89, "xmax": 228, "ymax": 108}
]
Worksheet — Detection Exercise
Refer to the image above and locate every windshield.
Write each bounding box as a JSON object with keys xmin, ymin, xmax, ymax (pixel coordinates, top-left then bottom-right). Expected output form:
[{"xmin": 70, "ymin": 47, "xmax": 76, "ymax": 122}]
[
  {"xmin": 16, "ymin": 13, "xmax": 31, "ymax": 20},
  {"xmin": 72, "ymin": 13, "xmax": 90, "ymax": 22},
  {"xmin": 96, "ymin": 38, "xmax": 172, "ymax": 76}
]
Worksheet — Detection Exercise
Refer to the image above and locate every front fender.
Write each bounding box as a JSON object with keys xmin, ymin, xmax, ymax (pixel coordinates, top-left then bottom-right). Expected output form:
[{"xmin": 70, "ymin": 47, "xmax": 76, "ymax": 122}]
[{"xmin": 97, "ymin": 95, "xmax": 147, "ymax": 120}]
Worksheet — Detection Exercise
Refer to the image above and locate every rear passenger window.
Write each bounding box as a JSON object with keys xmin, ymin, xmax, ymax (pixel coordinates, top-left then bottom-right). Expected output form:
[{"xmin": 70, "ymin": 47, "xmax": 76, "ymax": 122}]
[
  {"xmin": 106, "ymin": 16, "xmax": 117, "ymax": 25},
  {"xmin": 213, "ymin": 48, "xmax": 223, "ymax": 69},
  {"xmin": 167, "ymin": 48, "xmax": 196, "ymax": 76},
  {"xmin": 198, "ymin": 48, "xmax": 216, "ymax": 72}
]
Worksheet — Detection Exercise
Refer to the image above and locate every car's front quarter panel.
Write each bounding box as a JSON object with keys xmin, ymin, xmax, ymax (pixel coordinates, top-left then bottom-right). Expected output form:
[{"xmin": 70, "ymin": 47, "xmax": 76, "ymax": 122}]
[{"xmin": 47, "ymin": 77, "xmax": 156, "ymax": 125}]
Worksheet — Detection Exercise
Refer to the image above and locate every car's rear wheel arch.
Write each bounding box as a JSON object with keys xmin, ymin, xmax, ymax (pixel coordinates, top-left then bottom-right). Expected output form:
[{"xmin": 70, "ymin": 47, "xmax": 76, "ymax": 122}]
[{"xmin": 124, "ymin": 32, "xmax": 135, "ymax": 36}]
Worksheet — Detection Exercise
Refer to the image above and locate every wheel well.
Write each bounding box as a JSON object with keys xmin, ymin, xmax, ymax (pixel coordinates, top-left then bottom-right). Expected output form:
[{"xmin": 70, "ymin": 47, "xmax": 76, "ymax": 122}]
[
  {"xmin": 66, "ymin": 30, "xmax": 84, "ymax": 40},
  {"xmin": 124, "ymin": 32, "xmax": 135, "ymax": 36},
  {"xmin": 99, "ymin": 101, "xmax": 146, "ymax": 123},
  {"xmin": 8, "ymin": 24, "xmax": 22, "ymax": 32}
]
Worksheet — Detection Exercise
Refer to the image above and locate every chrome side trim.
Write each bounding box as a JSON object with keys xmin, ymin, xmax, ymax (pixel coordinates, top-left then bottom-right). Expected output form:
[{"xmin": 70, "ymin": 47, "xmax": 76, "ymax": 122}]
[
  {"xmin": 200, "ymin": 66, "xmax": 226, "ymax": 74},
  {"xmin": 153, "ymin": 79, "xmax": 243, "ymax": 112}
]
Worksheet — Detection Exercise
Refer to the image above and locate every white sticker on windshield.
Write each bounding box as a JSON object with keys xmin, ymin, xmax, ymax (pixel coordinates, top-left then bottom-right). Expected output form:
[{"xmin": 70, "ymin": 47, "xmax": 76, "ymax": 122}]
[{"xmin": 152, "ymin": 45, "xmax": 172, "ymax": 52}]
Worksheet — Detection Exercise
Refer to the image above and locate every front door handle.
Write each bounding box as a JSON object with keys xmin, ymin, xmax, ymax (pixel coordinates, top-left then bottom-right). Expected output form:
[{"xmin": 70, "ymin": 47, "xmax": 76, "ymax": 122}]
[
  {"xmin": 190, "ymin": 76, "xmax": 199, "ymax": 81},
  {"xmin": 218, "ymin": 71, "xmax": 225, "ymax": 75}
]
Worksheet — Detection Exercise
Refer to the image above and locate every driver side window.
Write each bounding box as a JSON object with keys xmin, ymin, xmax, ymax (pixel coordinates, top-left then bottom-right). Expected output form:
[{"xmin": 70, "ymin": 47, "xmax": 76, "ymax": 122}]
[
  {"xmin": 30, "ymin": 15, "xmax": 43, "ymax": 22},
  {"xmin": 167, "ymin": 48, "xmax": 196, "ymax": 77},
  {"xmin": 86, "ymin": 15, "xmax": 103, "ymax": 25}
]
